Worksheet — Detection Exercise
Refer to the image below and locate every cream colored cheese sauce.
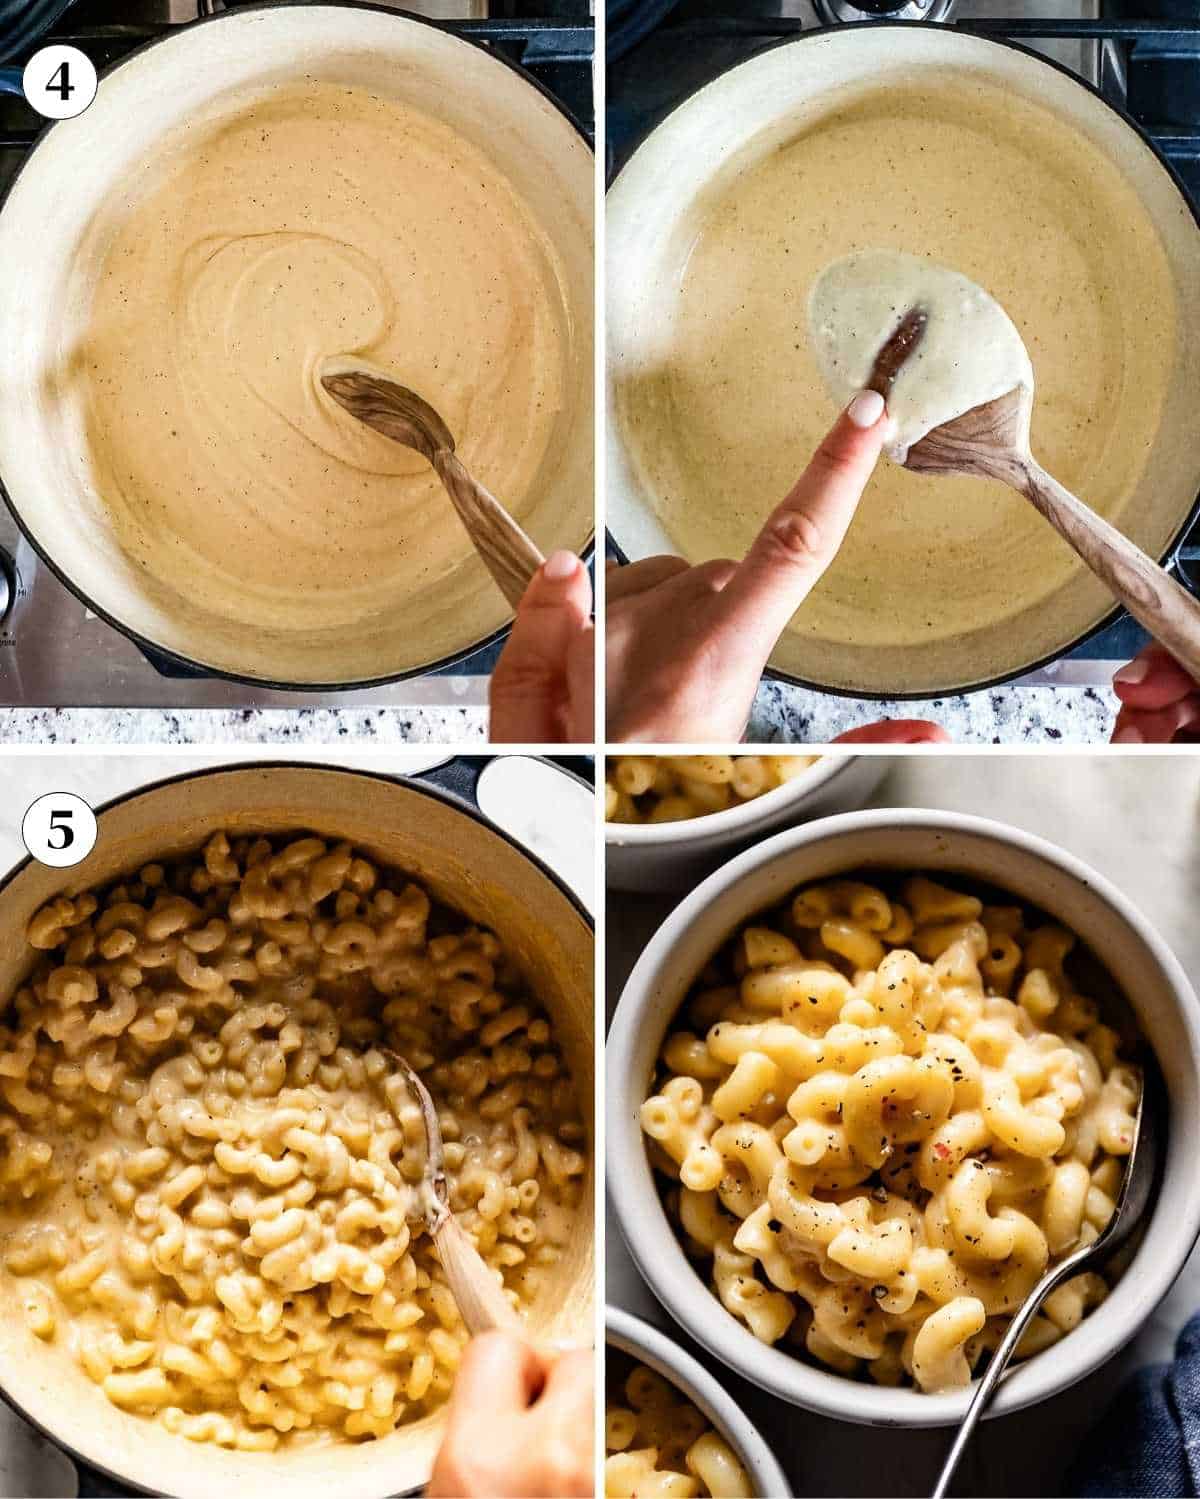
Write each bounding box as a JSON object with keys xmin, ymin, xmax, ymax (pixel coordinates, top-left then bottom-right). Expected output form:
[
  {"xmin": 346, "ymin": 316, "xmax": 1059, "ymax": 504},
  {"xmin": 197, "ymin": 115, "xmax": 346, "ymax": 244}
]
[
  {"xmin": 70, "ymin": 84, "xmax": 570, "ymax": 645},
  {"xmin": 809, "ymin": 249, "xmax": 1034, "ymax": 462},
  {"xmin": 615, "ymin": 78, "xmax": 1175, "ymax": 656}
]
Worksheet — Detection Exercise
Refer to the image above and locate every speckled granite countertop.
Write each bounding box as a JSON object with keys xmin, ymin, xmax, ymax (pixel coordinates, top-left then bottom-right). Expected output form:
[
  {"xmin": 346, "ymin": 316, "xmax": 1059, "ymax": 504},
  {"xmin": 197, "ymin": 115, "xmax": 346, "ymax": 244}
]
[
  {"xmin": 748, "ymin": 680, "xmax": 1117, "ymax": 744},
  {"xmin": 0, "ymin": 707, "xmax": 488, "ymax": 745},
  {"xmin": 0, "ymin": 689, "xmax": 1115, "ymax": 746}
]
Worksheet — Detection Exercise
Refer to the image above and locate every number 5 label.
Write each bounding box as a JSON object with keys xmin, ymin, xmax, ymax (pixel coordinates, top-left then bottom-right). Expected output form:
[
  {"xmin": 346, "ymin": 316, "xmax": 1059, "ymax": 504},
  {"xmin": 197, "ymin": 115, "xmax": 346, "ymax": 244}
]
[
  {"xmin": 22, "ymin": 45, "xmax": 98, "ymax": 121},
  {"xmin": 22, "ymin": 793, "xmax": 97, "ymax": 868}
]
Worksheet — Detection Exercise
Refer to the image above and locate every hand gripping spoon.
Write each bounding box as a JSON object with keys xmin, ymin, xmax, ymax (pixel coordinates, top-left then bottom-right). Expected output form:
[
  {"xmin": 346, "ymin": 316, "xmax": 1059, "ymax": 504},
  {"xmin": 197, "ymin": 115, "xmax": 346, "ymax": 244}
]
[
  {"xmin": 932, "ymin": 1063, "xmax": 1162, "ymax": 1499},
  {"xmin": 384, "ymin": 1047, "xmax": 521, "ymax": 1335},
  {"xmin": 867, "ymin": 306, "xmax": 1200, "ymax": 684},
  {"xmin": 320, "ymin": 358, "xmax": 546, "ymax": 610}
]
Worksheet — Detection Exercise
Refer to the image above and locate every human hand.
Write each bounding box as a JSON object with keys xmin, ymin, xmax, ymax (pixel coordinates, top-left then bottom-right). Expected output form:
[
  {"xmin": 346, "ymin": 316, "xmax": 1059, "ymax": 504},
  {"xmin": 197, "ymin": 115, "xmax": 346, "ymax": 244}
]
[
  {"xmin": 606, "ymin": 392, "xmax": 891, "ymax": 742},
  {"xmin": 833, "ymin": 719, "xmax": 951, "ymax": 743},
  {"xmin": 427, "ymin": 1331, "xmax": 593, "ymax": 1498},
  {"xmin": 1111, "ymin": 644, "xmax": 1200, "ymax": 742},
  {"xmin": 491, "ymin": 552, "xmax": 594, "ymax": 743}
]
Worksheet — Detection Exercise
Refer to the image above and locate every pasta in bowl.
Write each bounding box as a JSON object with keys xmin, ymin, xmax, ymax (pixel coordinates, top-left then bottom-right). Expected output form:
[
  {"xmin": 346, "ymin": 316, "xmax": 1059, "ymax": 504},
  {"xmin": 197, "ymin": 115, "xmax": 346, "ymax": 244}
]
[
  {"xmin": 0, "ymin": 764, "xmax": 594, "ymax": 1498},
  {"xmin": 604, "ymin": 754, "xmax": 886, "ymax": 894},
  {"xmin": 605, "ymin": 756, "xmax": 820, "ymax": 824},
  {"xmin": 605, "ymin": 1305, "xmax": 790, "ymax": 1499},
  {"xmin": 608, "ymin": 811, "xmax": 1200, "ymax": 1425},
  {"xmin": 641, "ymin": 873, "xmax": 1139, "ymax": 1394},
  {"xmin": 606, "ymin": 1354, "xmax": 751, "ymax": 1497}
]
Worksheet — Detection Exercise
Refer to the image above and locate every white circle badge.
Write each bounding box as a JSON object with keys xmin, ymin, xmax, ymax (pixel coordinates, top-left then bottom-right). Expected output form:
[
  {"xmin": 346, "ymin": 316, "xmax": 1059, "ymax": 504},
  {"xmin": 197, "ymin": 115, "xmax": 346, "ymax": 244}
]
[
  {"xmin": 22, "ymin": 45, "xmax": 98, "ymax": 122},
  {"xmin": 22, "ymin": 793, "xmax": 97, "ymax": 868}
]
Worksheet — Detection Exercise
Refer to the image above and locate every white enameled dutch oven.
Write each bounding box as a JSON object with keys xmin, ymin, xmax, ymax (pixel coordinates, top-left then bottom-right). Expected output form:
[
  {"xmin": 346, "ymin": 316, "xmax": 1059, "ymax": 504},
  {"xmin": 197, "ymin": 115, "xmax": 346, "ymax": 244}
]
[
  {"xmin": 0, "ymin": 1, "xmax": 594, "ymax": 689},
  {"xmin": 606, "ymin": 25, "xmax": 1200, "ymax": 698},
  {"xmin": 607, "ymin": 809, "xmax": 1200, "ymax": 1427},
  {"xmin": 607, "ymin": 1305, "xmax": 792, "ymax": 1498},
  {"xmin": 605, "ymin": 753, "xmax": 887, "ymax": 892},
  {"xmin": 0, "ymin": 760, "xmax": 595, "ymax": 1497}
]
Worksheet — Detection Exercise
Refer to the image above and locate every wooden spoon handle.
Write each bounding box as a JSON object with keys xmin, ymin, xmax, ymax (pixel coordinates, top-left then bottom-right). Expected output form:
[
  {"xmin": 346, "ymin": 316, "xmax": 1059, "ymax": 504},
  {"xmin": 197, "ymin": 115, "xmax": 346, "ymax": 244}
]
[
  {"xmin": 433, "ymin": 449, "xmax": 546, "ymax": 610},
  {"xmin": 432, "ymin": 1212, "xmax": 523, "ymax": 1337},
  {"xmin": 1022, "ymin": 461, "xmax": 1200, "ymax": 683}
]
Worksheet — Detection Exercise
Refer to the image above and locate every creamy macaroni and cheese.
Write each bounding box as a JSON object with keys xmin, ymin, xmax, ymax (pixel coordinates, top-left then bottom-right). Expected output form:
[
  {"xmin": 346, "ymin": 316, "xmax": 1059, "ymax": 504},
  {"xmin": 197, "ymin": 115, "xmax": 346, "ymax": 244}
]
[
  {"xmin": 641, "ymin": 876, "xmax": 1139, "ymax": 1392},
  {"xmin": 0, "ymin": 833, "xmax": 585, "ymax": 1449},
  {"xmin": 605, "ymin": 756, "xmax": 819, "ymax": 824},
  {"xmin": 605, "ymin": 1354, "xmax": 752, "ymax": 1498}
]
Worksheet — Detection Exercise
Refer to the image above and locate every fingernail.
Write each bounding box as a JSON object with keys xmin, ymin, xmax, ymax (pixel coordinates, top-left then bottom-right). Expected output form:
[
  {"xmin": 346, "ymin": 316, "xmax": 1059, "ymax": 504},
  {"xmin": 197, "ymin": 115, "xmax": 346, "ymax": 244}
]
[
  {"xmin": 847, "ymin": 389, "xmax": 886, "ymax": 430},
  {"xmin": 542, "ymin": 550, "xmax": 578, "ymax": 582},
  {"xmin": 1113, "ymin": 656, "xmax": 1150, "ymax": 686},
  {"xmin": 1112, "ymin": 724, "xmax": 1144, "ymax": 744}
]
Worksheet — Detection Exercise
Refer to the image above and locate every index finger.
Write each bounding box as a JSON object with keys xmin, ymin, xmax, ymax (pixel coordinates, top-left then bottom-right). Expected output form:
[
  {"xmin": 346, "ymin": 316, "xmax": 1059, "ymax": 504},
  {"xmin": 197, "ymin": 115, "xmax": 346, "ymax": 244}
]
[{"xmin": 712, "ymin": 392, "xmax": 890, "ymax": 653}]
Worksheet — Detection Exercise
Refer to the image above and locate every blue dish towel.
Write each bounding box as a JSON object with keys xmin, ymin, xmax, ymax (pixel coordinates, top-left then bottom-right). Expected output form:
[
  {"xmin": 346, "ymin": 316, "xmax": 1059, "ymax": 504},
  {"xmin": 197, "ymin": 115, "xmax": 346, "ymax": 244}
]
[{"xmin": 1071, "ymin": 1312, "xmax": 1200, "ymax": 1497}]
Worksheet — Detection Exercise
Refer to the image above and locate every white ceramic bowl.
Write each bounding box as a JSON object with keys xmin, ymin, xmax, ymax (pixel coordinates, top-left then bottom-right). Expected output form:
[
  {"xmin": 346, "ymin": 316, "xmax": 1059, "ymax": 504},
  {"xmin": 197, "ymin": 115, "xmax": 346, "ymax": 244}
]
[
  {"xmin": 607, "ymin": 1306, "xmax": 792, "ymax": 1498},
  {"xmin": 607, "ymin": 809, "xmax": 1200, "ymax": 1427},
  {"xmin": 604, "ymin": 754, "xmax": 887, "ymax": 892}
]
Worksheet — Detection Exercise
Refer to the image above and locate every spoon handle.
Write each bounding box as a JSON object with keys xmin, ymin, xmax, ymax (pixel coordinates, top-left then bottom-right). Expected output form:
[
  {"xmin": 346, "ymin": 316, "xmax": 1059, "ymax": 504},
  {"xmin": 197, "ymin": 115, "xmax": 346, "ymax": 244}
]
[
  {"xmin": 432, "ymin": 1212, "xmax": 523, "ymax": 1337},
  {"xmin": 1021, "ymin": 460, "xmax": 1200, "ymax": 683},
  {"xmin": 931, "ymin": 1246, "xmax": 1091, "ymax": 1499},
  {"xmin": 433, "ymin": 449, "xmax": 546, "ymax": 610}
]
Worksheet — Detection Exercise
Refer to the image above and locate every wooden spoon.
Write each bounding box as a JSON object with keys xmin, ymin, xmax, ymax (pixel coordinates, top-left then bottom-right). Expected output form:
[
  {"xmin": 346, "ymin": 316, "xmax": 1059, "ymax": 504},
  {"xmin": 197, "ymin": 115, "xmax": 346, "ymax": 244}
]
[
  {"xmin": 385, "ymin": 1047, "xmax": 521, "ymax": 1335},
  {"xmin": 320, "ymin": 358, "xmax": 546, "ymax": 611},
  {"xmin": 868, "ymin": 310, "xmax": 1200, "ymax": 682}
]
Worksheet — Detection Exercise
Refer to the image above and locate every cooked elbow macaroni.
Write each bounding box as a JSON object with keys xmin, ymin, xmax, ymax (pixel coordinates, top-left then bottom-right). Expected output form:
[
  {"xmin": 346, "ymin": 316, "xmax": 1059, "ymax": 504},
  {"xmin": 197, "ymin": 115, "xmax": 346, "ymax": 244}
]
[
  {"xmin": 640, "ymin": 875, "xmax": 1139, "ymax": 1393},
  {"xmin": 605, "ymin": 756, "xmax": 819, "ymax": 824},
  {"xmin": 605, "ymin": 1356, "xmax": 752, "ymax": 1498},
  {"xmin": 0, "ymin": 833, "xmax": 585, "ymax": 1449}
]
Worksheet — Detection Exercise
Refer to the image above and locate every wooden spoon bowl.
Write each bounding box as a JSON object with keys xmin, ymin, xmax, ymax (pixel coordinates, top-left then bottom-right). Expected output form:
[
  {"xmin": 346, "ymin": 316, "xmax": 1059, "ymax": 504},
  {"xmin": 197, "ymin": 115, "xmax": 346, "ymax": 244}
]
[
  {"xmin": 867, "ymin": 316, "xmax": 1200, "ymax": 683},
  {"xmin": 321, "ymin": 358, "xmax": 547, "ymax": 610}
]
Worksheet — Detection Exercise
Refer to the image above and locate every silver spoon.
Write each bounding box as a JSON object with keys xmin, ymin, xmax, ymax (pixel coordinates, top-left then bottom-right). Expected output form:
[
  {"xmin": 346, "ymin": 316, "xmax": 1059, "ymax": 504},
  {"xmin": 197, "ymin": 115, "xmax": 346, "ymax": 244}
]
[{"xmin": 932, "ymin": 1063, "xmax": 1162, "ymax": 1499}]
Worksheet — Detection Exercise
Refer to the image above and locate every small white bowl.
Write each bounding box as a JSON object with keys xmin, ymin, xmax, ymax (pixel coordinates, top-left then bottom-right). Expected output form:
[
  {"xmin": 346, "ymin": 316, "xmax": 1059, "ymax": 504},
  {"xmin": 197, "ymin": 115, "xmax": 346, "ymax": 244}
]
[
  {"xmin": 604, "ymin": 754, "xmax": 886, "ymax": 892},
  {"xmin": 606, "ymin": 1305, "xmax": 792, "ymax": 1498},
  {"xmin": 607, "ymin": 809, "xmax": 1200, "ymax": 1427}
]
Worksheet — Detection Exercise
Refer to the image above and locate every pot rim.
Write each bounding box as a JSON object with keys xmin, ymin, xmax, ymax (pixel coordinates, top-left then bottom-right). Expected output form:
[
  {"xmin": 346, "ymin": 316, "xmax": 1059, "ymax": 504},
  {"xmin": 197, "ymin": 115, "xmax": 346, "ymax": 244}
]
[
  {"xmin": 604, "ymin": 19, "xmax": 1200, "ymax": 701},
  {"xmin": 0, "ymin": 756, "xmax": 594, "ymax": 1496},
  {"xmin": 0, "ymin": 0, "xmax": 596, "ymax": 693},
  {"xmin": 0, "ymin": 757, "xmax": 595, "ymax": 927},
  {"xmin": 606, "ymin": 806, "xmax": 1200, "ymax": 1427}
]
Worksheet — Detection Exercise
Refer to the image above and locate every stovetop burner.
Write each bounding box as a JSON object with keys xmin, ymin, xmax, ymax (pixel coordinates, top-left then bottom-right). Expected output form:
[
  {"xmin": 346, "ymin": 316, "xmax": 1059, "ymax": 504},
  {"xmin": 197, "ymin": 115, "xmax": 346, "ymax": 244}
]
[
  {"xmin": 607, "ymin": 0, "xmax": 1200, "ymax": 688},
  {"xmin": 0, "ymin": 0, "xmax": 592, "ymax": 709},
  {"xmin": 812, "ymin": 0, "xmax": 954, "ymax": 26}
]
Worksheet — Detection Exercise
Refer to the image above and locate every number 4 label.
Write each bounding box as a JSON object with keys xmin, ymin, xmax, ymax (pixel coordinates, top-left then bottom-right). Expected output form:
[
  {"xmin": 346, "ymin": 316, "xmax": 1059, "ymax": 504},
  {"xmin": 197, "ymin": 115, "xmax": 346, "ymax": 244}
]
[
  {"xmin": 22, "ymin": 45, "xmax": 98, "ymax": 121},
  {"xmin": 22, "ymin": 793, "xmax": 97, "ymax": 868}
]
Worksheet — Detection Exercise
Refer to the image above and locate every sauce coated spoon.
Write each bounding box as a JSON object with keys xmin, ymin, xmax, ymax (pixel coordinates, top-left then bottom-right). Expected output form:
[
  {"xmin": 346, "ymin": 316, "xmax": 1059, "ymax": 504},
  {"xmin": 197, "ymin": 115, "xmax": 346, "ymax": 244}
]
[
  {"xmin": 321, "ymin": 358, "xmax": 546, "ymax": 611},
  {"xmin": 384, "ymin": 1047, "xmax": 521, "ymax": 1335},
  {"xmin": 931, "ymin": 1064, "xmax": 1161, "ymax": 1499},
  {"xmin": 868, "ymin": 310, "xmax": 1200, "ymax": 684}
]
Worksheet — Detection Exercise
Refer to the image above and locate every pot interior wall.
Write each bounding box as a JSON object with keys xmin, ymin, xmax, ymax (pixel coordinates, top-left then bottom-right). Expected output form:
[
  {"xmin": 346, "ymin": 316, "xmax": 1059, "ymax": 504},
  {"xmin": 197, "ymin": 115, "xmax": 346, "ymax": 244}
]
[
  {"xmin": 0, "ymin": 4, "xmax": 594, "ymax": 685},
  {"xmin": 606, "ymin": 27, "xmax": 1200, "ymax": 695},
  {"xmin": 0, "ymin": 765, "xmax": 595, "ymax": 1499}
]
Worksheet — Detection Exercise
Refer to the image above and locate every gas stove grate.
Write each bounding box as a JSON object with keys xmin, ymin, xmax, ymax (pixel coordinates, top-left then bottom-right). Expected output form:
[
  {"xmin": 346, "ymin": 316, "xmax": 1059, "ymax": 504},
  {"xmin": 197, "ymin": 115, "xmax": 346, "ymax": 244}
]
[{"xmin": 2, "ymin": 12, "xmax": 595, "ymax": 149}]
